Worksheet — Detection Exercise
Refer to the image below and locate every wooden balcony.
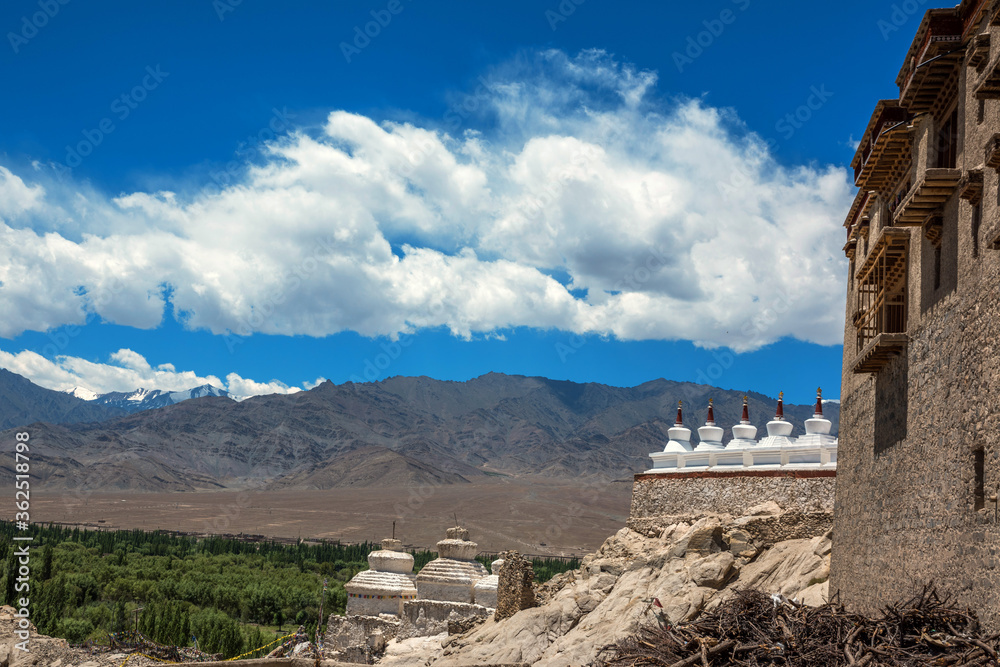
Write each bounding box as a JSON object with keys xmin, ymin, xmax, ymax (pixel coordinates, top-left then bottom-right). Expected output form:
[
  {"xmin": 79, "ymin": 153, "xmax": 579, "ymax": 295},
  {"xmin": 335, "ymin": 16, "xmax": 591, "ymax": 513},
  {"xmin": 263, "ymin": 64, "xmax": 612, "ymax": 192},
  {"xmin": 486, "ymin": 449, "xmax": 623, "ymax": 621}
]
[
  {"xmin": 897, "ymin": 13, "xmax": 966, "ymax": 111},
  {"xmin": 852, "ymin": 227, "xmax": 909, "ymax": 374},
  {"xmin": 892, "ymin": 168, "xmax": 962, "ymax": 225},
  {"xmin": 974, "ymin": 48, "xmax": 1000, "ymax": 98},
  {"xmin": 844, "ymin": 237, "xmax": 858, "ymax": 259},
  {"xmin": 843, "ymin": 190, "xmax": 875, "ymax": 231},
  {"xmin": 924, "ymin": 216, "xmax": 944, "ymax": 244},
  {"xmin": 856, "ymin": 227, "xmax": 909, "ymax": 287},
  {"xmin": 852, "ymin": 333, "xmax": 909, "ymax": 374},
  {"xmin": 969, "ymin": 33, "xmax": 991, "ymax": 70},
  {"xmin": 959, "ymin": 169, "xmax": 984, "ymax": 202},
  {"xmin": 987, "ymin": 134, "xmax": 1000, "ymax": 168},
  {"xmin": 851, "ymin": 102, "xmax": 913, "ymax": 190},
  {"xmin": 858, "ymin": 215, "xmax": 871, "ymax": 239}
]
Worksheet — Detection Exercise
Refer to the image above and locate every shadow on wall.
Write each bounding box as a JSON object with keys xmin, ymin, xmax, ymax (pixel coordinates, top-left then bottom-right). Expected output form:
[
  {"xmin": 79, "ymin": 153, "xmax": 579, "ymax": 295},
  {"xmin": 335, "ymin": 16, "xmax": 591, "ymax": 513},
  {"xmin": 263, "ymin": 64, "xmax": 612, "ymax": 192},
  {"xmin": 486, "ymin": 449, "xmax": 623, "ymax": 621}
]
[{"xmin": 875, "ymin": 353, "xmax": 908, "ymax": 457}]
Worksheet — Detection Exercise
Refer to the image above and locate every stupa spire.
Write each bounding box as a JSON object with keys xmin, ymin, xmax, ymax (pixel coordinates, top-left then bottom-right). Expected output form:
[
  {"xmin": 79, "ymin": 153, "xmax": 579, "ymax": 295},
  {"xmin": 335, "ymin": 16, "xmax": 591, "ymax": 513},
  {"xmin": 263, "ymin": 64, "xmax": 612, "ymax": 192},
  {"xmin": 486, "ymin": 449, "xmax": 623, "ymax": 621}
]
[
  {"xmin": 663, "ymin": 399, "xmax": 693, "ymax": 453},
  {"xmin": 695, "ymin": 398, "xmax": 725, "ymax": 451},
  {"xmin": 802, "ymin": 386, "xmax": 834, "ymax": 441},
  {"xmin": 761, "ymin": 390, "xmax": 794, "ymax": 446},
  {"xmin": 729, "ymin": 394, "xmax": 758, "ymax": 447}
]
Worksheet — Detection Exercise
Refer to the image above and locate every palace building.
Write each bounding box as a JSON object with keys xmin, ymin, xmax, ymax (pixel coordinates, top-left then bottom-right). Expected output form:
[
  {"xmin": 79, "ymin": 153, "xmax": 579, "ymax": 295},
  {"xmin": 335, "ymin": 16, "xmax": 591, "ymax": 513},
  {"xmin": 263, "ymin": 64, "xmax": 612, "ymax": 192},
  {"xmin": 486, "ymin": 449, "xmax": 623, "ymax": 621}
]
[{"xmin": 832, "ymin": 0, "xmax": 1000, "ymax": 626}]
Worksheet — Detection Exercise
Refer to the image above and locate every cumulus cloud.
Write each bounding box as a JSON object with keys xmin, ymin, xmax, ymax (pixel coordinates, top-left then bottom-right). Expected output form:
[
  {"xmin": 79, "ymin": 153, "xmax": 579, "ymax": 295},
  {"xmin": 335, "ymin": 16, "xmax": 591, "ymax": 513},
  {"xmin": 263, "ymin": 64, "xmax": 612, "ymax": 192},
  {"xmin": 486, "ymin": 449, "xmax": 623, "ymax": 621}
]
[
  {"xmin": 0, "ymin": 167, "xmax": 44, "ymax": 218},
  {"xmin": 0, "ymin": 49, "xmax": 852, "ymax": 353},
  {"xmin": 0, "ymin": 347, "xmax": 317, "ymax": 397}
]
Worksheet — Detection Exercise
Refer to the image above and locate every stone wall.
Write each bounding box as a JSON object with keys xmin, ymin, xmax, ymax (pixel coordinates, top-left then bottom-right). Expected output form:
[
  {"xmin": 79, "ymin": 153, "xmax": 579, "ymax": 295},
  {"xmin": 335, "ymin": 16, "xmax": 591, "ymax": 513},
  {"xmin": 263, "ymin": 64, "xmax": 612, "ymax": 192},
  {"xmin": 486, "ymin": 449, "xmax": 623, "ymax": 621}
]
[
  {"xmin": 325, "ymin": 614, "xmax": 401, "ymax": 664},
  {"xmin": 397, "ymin": 599, "xmax": 490, "ymax": 640},
  {"xmin": 494, "ymin": 551, "xmax": 536, "ymax": 622},
  {"xmin": 832, "ymin": 10, "xmax": 1000, "ymax": 631},
  {"xmin": 627, "ymin": 471, "xmax": 835, "ymax": 531}
]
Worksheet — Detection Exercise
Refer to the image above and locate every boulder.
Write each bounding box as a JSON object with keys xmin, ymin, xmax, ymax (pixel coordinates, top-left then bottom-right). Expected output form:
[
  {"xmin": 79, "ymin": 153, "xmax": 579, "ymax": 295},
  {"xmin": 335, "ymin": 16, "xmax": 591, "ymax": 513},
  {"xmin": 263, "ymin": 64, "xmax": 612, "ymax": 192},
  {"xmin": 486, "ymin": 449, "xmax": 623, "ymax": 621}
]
[{"xmin": 688, "ymin": 552, "xmax": 736, "ymax": 589}]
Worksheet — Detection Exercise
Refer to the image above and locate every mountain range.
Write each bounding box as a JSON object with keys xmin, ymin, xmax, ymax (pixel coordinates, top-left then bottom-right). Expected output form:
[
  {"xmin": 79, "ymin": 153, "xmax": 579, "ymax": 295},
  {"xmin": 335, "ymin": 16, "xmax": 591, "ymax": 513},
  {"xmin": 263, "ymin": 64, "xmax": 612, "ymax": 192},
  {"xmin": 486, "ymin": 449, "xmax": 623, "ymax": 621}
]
[
  {"xmin": 0, "ymin": 369, "xmax": 838, "ymax": 493},
  {"xmin": 66, "ymin": 384, "xmax": 233, "ymax": 413}
]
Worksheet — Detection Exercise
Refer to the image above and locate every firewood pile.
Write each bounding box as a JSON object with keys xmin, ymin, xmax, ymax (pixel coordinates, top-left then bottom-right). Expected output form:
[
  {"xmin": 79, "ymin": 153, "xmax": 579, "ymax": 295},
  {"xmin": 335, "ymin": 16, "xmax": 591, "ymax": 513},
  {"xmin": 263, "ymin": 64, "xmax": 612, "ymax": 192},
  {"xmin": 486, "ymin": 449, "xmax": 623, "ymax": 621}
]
[{"xmin": 600, "ymin": 587, "xmax": 999, "ymax": 666}]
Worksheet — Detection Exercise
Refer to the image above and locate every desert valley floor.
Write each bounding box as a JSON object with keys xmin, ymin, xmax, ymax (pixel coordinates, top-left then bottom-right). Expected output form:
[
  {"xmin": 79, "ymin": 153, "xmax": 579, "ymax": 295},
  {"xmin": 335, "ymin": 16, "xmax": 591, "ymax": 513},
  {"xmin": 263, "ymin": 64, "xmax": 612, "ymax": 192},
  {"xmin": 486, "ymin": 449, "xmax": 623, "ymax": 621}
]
[{"xmin": 27, "ymin": 477, "xmax": 634, "ymax": 557}]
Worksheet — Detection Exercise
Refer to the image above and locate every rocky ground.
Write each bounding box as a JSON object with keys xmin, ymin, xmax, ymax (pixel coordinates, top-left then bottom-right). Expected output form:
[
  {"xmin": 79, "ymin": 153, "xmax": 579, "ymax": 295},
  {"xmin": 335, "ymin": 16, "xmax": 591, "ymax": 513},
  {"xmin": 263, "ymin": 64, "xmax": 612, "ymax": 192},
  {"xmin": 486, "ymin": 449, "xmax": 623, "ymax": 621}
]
[
  {"xmin": 0, "ymin": 606, "xmax": 165, "ymax": 667},
  {"xmin": 378, "ymin": 501, "xmax": 832, "ymax": 666},
  {"xmin": 0, "ymin": 502, "xmax": 831, "ymax": 667}
]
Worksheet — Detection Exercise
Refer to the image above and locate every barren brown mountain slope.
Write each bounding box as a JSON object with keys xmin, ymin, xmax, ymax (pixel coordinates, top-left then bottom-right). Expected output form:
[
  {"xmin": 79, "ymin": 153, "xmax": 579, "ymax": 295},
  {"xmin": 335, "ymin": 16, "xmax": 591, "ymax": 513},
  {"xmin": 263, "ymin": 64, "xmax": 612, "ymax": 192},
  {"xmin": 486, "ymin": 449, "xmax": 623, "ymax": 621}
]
[{"xmin": 0, "ymin": 372, "xmax": 838, "ymax": 493}]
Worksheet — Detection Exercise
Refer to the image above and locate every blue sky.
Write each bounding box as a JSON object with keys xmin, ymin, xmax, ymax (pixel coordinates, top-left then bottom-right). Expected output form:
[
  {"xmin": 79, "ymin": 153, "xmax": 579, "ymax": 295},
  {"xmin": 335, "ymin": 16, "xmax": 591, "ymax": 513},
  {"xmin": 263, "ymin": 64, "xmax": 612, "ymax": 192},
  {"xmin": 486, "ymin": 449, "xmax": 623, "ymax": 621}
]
[{"xmin": 0, "ymin": 0, "xmax": 927, "ymax": 402}]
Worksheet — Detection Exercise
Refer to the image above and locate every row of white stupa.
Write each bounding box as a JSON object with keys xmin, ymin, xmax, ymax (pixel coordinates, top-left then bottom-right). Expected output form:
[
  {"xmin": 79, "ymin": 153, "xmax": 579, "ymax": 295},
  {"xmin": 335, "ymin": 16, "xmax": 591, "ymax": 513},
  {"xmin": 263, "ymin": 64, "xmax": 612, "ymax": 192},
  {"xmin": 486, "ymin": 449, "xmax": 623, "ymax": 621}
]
[
  {"xmin": 645, "ymin": 390, "xmax": 837, "ymax": 473},
  {"xmin": 345, "ymin": 528, "xmax": 500, "ymax": 617}
]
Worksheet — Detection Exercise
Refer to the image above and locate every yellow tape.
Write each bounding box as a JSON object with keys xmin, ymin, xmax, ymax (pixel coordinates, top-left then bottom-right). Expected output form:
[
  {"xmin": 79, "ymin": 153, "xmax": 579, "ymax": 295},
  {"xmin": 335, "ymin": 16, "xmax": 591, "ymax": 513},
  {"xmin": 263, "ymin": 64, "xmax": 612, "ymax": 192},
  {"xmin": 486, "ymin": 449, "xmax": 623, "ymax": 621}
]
[
  {"xmin": 225, "ymin": 633, "xmax": 297, "ymax": 661},
  {"xmin": 116, "ymin": 631, "xmax": 297, "ymax": 665}
]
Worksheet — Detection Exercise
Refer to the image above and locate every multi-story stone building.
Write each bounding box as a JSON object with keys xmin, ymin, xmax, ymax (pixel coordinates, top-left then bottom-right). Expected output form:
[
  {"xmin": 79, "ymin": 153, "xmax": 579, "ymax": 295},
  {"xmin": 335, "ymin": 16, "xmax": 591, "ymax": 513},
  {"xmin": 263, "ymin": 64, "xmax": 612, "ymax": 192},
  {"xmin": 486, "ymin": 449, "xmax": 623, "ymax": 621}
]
[{"xmin": 832, "ymin": 0, "xmax": 1000, "ymax": 624}]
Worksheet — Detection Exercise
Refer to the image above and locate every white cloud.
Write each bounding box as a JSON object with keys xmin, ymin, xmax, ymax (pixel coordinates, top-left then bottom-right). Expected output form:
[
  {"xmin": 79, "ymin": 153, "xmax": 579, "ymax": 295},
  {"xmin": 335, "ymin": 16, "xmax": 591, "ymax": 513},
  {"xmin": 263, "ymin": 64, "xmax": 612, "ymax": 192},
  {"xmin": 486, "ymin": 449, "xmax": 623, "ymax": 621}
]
[
  {"xmin": 0, "ymin": 167, "xmax": 44, "ymax": 217},
  {"xmin": 0, "ymin": 49, "xmax": 853, "ymax": 353},
  {"xmin": 0, "ymin": 347, "xmax": 313, "ymax": 397}
]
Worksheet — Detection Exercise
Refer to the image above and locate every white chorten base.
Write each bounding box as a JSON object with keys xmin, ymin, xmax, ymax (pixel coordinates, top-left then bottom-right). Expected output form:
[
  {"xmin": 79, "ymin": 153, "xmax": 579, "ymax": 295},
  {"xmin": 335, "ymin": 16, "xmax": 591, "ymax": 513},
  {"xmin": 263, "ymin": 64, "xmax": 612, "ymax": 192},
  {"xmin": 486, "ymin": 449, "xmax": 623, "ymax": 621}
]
[
  {"xmin": 758, "ymin": 435, "xmax": 794, "ymax": 448},
  {"xmin": 646, "ymin": 441, "xmax": 837, "ymax": 473},
  {"xmin": 415, "ymin": 559, "xmax": 489, "ymax": 604},
  {"xmin": 663, "ymin": 439, "xmax": 694, "ymax": 453},
  {"xmin": 795, "ymin": 433, "xmax": 838, "ymax": 447},
  {"xmin": 345, "ymin": 571, "xmax": 418, "ymax": 616},
  {"xmin": 472, "ymin": 574, "xmax": 498, "ymax": 609}
]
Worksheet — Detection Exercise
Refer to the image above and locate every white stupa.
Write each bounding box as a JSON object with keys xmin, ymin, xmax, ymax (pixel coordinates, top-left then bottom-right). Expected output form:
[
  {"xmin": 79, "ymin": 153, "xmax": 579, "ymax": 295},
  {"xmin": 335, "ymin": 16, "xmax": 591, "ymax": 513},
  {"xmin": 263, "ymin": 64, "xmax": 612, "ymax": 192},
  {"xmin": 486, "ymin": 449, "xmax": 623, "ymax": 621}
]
[
  {"xmin": 345, "ymin": 538, "xmax": 418, "ymax": 616},
  {"xmin": 758, "ymin": 391, "xmax": 795, "ymax": 447},
  {"xmin": 795, "ymin": 388, "xmax": 837, "ymax": 447},
  {"xmin": 728, "ymin": 396, "xmax": 758, "ymax": 448},
  {"xmin": 471, "ymin": 558, "xmax": 503, "ymax": 609},
  {"xmin": 663, "ymin": 401, "xmax": 694, "ymax": 453},
  {"xmin": 415, "ymin": 527, "xmax": 489, "ymax": 604},
  {"xmin": 694, "ymin": 399, "xmax": 725, "ymax": 451}
]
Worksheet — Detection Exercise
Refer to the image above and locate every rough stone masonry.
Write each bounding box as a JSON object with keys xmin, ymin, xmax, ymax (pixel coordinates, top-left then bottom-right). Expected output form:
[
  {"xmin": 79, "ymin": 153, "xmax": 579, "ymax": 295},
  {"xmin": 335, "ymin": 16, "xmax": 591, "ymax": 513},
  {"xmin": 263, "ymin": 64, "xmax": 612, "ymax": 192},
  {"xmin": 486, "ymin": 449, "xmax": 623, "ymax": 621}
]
[
  {"xmin": 833, "ymin": 0, "xmax": 1000, "ymax": 631},
  {"xmin": 494, "ymin": 550, "xmax": 536, "ymax": 622}
]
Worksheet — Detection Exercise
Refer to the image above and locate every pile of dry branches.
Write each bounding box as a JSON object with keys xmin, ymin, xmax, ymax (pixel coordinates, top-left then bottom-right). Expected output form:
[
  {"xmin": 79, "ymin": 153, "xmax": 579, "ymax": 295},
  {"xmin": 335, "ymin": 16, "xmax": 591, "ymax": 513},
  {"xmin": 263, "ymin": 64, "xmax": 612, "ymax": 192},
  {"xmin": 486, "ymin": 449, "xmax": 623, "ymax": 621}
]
[{"xmin": 600, "ymin": 587, "xmax": 999, "ymax": 667}]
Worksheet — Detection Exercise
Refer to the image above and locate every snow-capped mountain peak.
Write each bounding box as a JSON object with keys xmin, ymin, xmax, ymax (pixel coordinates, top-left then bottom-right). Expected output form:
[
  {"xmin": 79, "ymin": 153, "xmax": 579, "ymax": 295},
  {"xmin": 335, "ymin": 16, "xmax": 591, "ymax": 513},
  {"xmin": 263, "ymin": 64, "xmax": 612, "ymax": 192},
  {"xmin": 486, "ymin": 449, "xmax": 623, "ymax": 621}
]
[
  {"xmin": 67, "ymin": 383, "xmax": 232, "ymax": 414},
  {"xmin": 126, "ymin": 388, "xmax": 152, "ymax": 402},
  {"xmin": 66, "ymin": 386, "xmax": 99, "ymax": 401}
]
